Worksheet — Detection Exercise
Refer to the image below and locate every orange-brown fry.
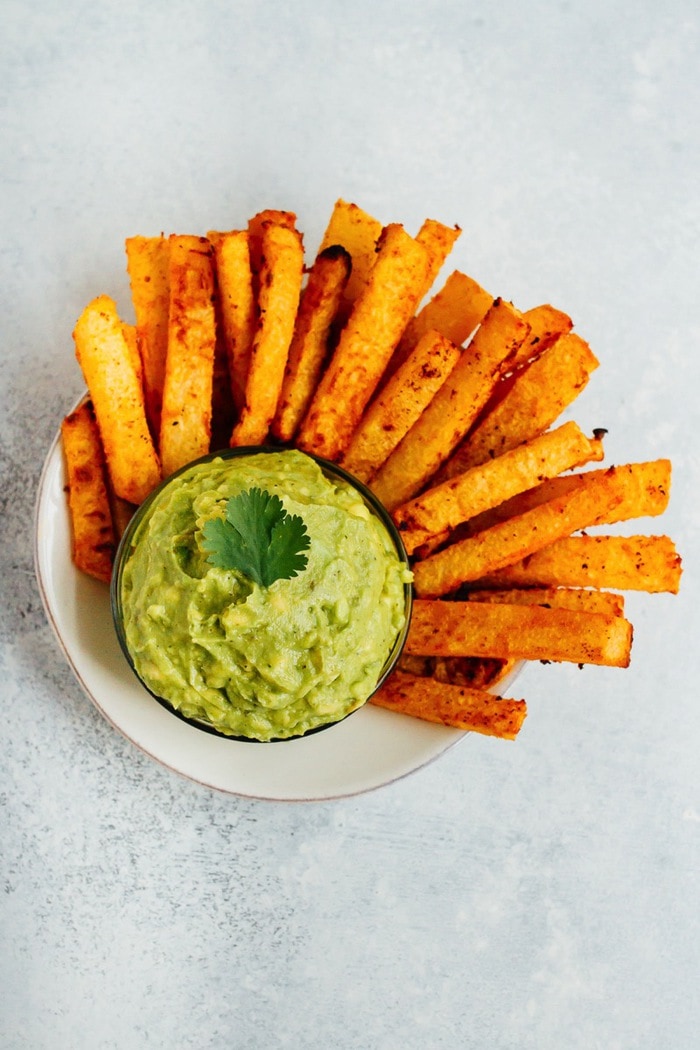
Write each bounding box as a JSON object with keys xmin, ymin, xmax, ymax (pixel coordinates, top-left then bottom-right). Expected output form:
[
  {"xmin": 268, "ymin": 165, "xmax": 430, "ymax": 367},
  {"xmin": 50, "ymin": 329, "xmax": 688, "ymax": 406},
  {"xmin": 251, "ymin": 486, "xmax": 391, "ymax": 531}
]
[
  {"xmin": 407, "ymin": 599, "xmax": 633, "ymax": 668},
  {"xmin": 318, "ymin": 198, "xmax": 382, "ymax": 307},
  {"xmin": 61, "ymin": 399, "xmax": 116, "ymax": 583},
  {"xmin": 209, "ymin": 229, "xmax": 257, "ymax": 413},
  {"xmin": 125, "ymin": 235, "xmax": 170, "ymax": 439},
  {"xmin": 371, "ymin": 670, "xmax": 527, "ymax": 739}
]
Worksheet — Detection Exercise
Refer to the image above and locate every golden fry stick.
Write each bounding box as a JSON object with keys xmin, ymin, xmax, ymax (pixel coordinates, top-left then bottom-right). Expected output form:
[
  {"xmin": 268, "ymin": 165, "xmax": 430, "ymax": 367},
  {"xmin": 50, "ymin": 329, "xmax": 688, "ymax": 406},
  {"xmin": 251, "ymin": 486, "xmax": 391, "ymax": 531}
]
[
  {"xmin": 271, "ymin": 244, "xmax": 352, "ymax": 444},
  {"xmin": 415, "ymin": 218, "xmax": 461, "ymax": 297},
  {"xmin": 384, "ymin": 270, "xmax": 493, "ymax": 384},
  {"xmin": 395, "ymin": 421, "xmax": 598, "ymax": 554},
  {"xmin": 318, "ymin": 198, "xmax": 382, "ymax": 307},
  {"xmin": 371, "ymin": 670, "xmax": 527, "ymax": 740},
  {"xmin": 465, "ymin": 586, "xmax": 625, "ymax": 617},
  {"xmin": 73, "ymin": 295, "xmax": 161, "ymax": 504},
  {"xmin": 230, "ymin": 222, "xmax": 305, "ymax": 447},
  {"xmin": 159, "ymin": 235, "xmax": 217, "ymax": 477},
  {"xmin": 296, "ymin": 223, "xmax": 430, "ymax": 460},
  {"xmin": 247, "ymin": 208, "xmax": 297, "ymax": 280},
  {"xmin": 370, "ymin": 298, "xmax": 531, "ymax": 511},
  {"xmin": 209, "ymin": 229, "xmax": 256, "ymax": 413},
  {"xmin": 121, "ymin": 323, "xmax": 142, "ymax": 390},
  {"xmin": 407, "ymin": 599, "xmax": 633, "ymax": 668},
  {"xmin": 437, "ymin": 332, "xmax": 600, "ymax": 481},
  {"xmin": 341, "ymin": 329, "xmax": 461, "ymax": 483},
  {"xmin": 461, "ymin": 459, "xmax": 671, "ymax": 538},
  {"xmin": 475, "ymin": 535, "xmax": 682, "ymax": 594},
  {"xmin": 412, "ymin": 466, "xmax": 627, "ymax": 597},
  {"xmin": 509, "ymin": 303, "xmax": 573, "ymax": 368},
  {"xmin": 125, "ymin": 235, "xmax": 170, "ymax": 439},
  {"xmin": 61, "ymin": 399, "xmax": 116, "ymax": 583}
]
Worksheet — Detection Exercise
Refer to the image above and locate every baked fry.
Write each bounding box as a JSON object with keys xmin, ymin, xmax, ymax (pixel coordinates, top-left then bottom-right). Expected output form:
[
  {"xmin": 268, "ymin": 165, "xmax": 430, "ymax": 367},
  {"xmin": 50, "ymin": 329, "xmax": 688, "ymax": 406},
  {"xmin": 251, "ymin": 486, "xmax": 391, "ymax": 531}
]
[
  {"xmin": 371, "ymin": 298, "xmax": 531, "ymax": 511},
  {"xmin": 73, "ymin": 295, "xmax": 161, "ymax": 504},
  {"xmin": 384, "ymin": 270, "xmax": 493, "ymax": 383},
  {"xmin": 341, "ymin": 329, "xmax": 461, "ymax": 483},
  {"xmin": 415, "ymin": 218, "xmax": 461, "ymax": 298},
  {"xmin": 412, "ymin": 465, "xmax": 627, "ymax": 597},
  {"xmin": 125, "ymin": 235, "xmax": 170, "ymax": 439},
  {"xmin": 209, "ymin": 229, "xmax": 256, "ymax": 413},
  {"xmin": 437, "ymin": 331, "xmax": 600, "ymax": 481},
  {"xmin": 271, "ymin": 244, "xmax": 352, "ymax": 444},
  {"xmin": 475, "ymin": 535, "xmax": 682, "ymax": 594},
  {"xmin": 371, "ymin": 670, "xmax": 527, "ymax": 740},
  {"xmin": 296, "ymin": 223, "xmax": 430, "ymax": 461},
  {"xmin": 230, "ymin": 222, "xmax": 305, "ymax": 447},
  {"xmin": 466, "ymin": 586, "xmax": 625, "ymax": 617},
  {"xmin": 247, "ymin": 209, "xmax": 297, "ymax": 280},
  {"xmin": 510, "ymin": 303, "xmax": 573, "ymax": 368},
  {"xmin": 318, "ymin": 198, "xmax": 382, "ymax": 307},
  {"xmin": 459, "ymin": 459, "xmax": 671, "ymax": 538},
  {"xmin": 159, "ymin": 235, "xmax": 217, "ymax": 477},
  {"xmin": 407, "ymin": 599, "xmax": 633, "ymax": 668},
  {"xmin": 395, "ymin": 421, "xmax": 598, "ymax": 554},
  {"xmin": 61, "ymin": 399, "xmax": 116, "ymax": 583}
]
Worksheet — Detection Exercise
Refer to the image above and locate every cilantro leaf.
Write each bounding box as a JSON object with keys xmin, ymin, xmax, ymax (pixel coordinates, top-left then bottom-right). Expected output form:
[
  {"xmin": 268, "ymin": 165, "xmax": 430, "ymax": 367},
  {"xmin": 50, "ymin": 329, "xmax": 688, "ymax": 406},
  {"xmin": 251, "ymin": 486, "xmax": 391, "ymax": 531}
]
[{"xmin": 201, "ymin": 487, "xmax": 310, "ymax": 587}]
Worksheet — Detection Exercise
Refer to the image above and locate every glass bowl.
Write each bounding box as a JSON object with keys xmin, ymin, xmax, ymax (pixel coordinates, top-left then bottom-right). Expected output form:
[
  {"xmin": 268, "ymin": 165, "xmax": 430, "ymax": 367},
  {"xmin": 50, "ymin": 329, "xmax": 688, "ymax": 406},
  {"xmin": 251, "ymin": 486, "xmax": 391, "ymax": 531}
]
[{"xmin": 111, "ymin": 446, "xmax": 413, "ymax": 742}]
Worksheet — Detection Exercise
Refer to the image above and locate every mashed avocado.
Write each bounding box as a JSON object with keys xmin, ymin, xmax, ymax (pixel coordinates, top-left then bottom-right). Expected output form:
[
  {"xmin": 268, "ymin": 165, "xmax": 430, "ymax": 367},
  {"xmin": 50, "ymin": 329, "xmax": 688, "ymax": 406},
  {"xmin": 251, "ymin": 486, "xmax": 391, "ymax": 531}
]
[{"xmin": 118, "ymin": 450, "xmax": 410, "ymax": 741}]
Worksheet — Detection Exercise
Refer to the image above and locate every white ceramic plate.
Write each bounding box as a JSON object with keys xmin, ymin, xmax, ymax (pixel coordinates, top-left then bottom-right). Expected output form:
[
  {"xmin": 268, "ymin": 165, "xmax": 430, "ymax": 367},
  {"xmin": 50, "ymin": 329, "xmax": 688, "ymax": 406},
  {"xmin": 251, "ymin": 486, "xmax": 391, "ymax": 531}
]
[{"xmin": 34, "ymin": 429, "xmax": 471, "ymax": 801}]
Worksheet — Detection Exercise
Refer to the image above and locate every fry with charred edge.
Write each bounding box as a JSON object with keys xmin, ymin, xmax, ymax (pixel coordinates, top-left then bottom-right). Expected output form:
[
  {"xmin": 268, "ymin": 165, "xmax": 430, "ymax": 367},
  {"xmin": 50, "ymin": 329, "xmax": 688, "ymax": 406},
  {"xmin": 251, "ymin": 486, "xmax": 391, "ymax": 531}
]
[
  {"xmin": 209, "ymin": 230, "xmax": 256, "ymax": 413},
  {"xmin": 474, "ymin": 534, "xmax": 682, "ymax": 594},
  {"xmin": 465, "ymin": 586, "xmax": 625, "ymax": 617},
  {"xmin": 247, "ymin": 209, "xmax": 297, "ymax": 280},
  {"xmin": 296, "ymin": 223, "xmax": 430, "ymax": 461},
  {"xmin": 125, "ymin": 236, "xmax": 170, "ymax": 440},
  {"xmin": 370, "ymin": 298, "xmax": 531, "ymax": 511},
  {"xmin": 412, "ymin": 466, "xmax": 626, "ymax": 597},
  {"xmin": 73, "ymin": 295, "xmax": 161, "ymax": 504},
  {"xmin": 371, "ymin": 670, "xmax": 527, "ymax": 739},
  {"xmin": 509, "ymin": 303, "xmax": 573, "ymax": 369},
  {"xmin": 384, "ymin": 270, "xmax": 494, "ymax": 384},
  {"xmin": 318, "ymin": 198, "xmax": 382, "ymax": 307},
  {"xmin": 61, "ymin": 400, "xmax": 116, "ymax": 583},
  {"xmin": 414, "ymin": 218, "xmax": 461, "ymax": 298},
  {"xmin": 395, "ymin": 421, "xmax": 598, "ymax": 554},
  {"xmin": 398, "ymin": 652, "xmax": 516, "ymax": 691},
  {"xmin": 230, "ymin": 223, "xmax": 305, "ymax": 447},
  {"xmin": 458, "ymin": 459, "xmax": 672, "ymax": 539},
  {"xmin": 272, "ymin": 244, "xmax": 352, "ymax": 444},
  {"xmin": 437, "ymin": 332, "xmax": 600, "ymax": 482},
  {"xmin": 341, "ymin": 329, "xmax": 461, "ymax": 483},
  {"xmin": 159, "ymin": 236, "xmax": 217, "ymax": 477},
  {"xmin": 407, "ymin": 599, "xmax": 633, "ymax": 668}
]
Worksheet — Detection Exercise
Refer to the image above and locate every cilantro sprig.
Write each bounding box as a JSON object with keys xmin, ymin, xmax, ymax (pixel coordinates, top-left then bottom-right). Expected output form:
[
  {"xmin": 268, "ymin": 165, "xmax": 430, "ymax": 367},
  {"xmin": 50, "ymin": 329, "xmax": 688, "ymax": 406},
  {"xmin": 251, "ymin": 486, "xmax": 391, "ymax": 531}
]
[{"xmin": 201, "ymin": 487, "xmax": 311, "ymax": 588}]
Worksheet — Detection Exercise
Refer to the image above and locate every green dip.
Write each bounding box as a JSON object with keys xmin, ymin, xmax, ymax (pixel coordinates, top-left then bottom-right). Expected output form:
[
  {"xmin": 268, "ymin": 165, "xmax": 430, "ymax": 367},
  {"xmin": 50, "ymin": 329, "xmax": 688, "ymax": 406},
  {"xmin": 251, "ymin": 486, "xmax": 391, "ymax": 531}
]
[{"xmin": 118, "ymin": 449, "xmax": 410, "ymax": 740}]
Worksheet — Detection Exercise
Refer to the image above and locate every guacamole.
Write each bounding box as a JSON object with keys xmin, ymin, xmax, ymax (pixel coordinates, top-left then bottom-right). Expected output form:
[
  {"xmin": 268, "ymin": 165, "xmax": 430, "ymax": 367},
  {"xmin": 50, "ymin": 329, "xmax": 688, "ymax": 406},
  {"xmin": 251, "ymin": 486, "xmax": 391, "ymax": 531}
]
[{"xmin": 117, "ymin": 450, "xmax": 410, "ymax": 741}]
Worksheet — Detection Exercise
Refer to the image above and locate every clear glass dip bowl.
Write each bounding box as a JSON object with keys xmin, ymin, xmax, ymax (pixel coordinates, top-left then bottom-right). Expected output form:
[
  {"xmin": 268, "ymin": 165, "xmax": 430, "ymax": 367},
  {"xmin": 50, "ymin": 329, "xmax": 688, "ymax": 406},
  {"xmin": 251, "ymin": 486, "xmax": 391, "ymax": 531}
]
[{"xmin": 111, "ymin": 447, "xmax": 413, "ymax": 742}]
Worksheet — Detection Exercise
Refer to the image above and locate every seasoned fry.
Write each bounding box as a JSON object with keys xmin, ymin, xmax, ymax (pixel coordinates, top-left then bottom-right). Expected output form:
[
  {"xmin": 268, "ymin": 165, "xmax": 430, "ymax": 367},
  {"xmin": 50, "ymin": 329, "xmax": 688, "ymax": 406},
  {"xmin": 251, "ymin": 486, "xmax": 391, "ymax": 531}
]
[
  {"xmin": 371, "ymin": 298, "xmax": 531, "ymax": 511},
  {"xmin": 318, "ymin": 198, "xmax": 382, "ymax": 307},
  {"xmin": 230, "ymin": 222, "xmax": 305, "ymax": 447},
  {"xmin": 384, "ymin": 270, "xmax": 493, "ymax": 383},
  {"xmin": 475, "ymin": 535, "xmax": 682, "ymax": 594},
  {"xmin": 395, "ymin": 421, "xmax": 599, "ymax": 554},
  {"xmin": 415, "ymin": 218, "xmax": 461, "ymax": 298},
  {"xmin": 296, "ymin": 223, "xmax": 430, "ymax": 461},
  {"xmin": 121, "ymin": 323, "xmax": 142, "ymax": 389},
  {"xmin": 247, "ymin": 209, "xmax": 297, "ymax": 279},
  {"xmin": 407, "ymin": 599, "xmax": 633, "ymax": 668},
  {"xmin": 412, "ymin": 466, "xmax": 627, "ymax": 597},
  {"xmin": 159, "ymin": 235, "xmax": 217, "ymax": 477},
  {"xmin": 209, "ymin": 229, "xmax": 257, "ymax": 413},
  {"xmin": 73, "ymin": 295, "xmax": 161, "ymax": 504},
  {"xmin": 398, "ymin": 652, "xmax": 516, "ymax": 690},
  {"xmin": 125, "ymin": 235, "xmax": 170, "ymax": 439},
  {"xmin": 459, "ymin": 459, "xmax": 672, "ymax": 538},
  {"xmin": 341, "ymin": 329, "xmax": 461, "ymax": 483},
  {"xmin": 371, "ymin": 670, "xmax": 527, "ymax": 740},
  {"xmin": 510, "ymin": 303, "xmax": 573, "ymax": 368},
  {"xmin": 466, "ymin": 586, "xmax": 626, "ymax": 617},
  {"xmin": 271, "ymin": 244, "xmax": 352, "ymax": 444},
  {"xmin": 61, "ymin": 399, "xmax": 116, "ymax": 583},
  {"xmin": 437, "ymin": 332, "xmax": 600, "ymax": 481}
]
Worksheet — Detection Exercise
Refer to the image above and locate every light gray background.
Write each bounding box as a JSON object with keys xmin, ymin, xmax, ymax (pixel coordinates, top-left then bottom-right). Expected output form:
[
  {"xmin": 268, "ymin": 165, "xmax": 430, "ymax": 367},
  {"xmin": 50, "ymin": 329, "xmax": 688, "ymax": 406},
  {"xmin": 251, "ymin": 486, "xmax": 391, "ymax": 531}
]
[{"xmin": 2, "ymin": 2, "xmax": 698, "ymax": 1048}]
